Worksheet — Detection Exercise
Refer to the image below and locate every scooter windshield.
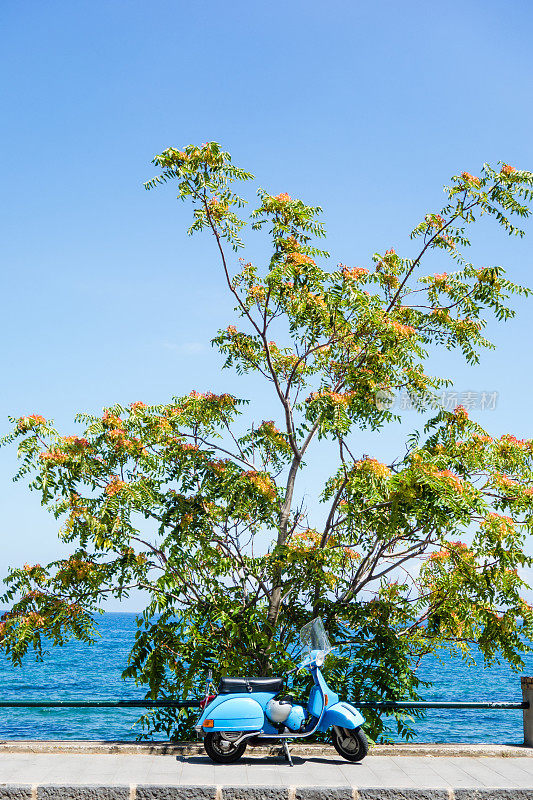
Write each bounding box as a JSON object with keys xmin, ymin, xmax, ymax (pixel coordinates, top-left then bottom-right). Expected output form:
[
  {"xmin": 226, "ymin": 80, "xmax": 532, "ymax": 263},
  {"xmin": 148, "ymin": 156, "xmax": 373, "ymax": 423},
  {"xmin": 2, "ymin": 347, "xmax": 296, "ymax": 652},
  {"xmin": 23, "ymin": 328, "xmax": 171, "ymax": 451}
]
[{"xmin": 299, "ymin": 617, "xmax": 332, "ymax": 658}]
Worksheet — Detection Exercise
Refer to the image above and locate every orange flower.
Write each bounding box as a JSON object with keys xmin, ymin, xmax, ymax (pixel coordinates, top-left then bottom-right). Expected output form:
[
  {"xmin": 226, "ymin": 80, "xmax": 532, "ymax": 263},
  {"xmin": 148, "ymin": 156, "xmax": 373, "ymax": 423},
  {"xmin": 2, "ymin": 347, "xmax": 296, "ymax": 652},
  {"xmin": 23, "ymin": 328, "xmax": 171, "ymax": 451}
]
[
  {"xmin": 63, "ymin": 436, "xmax": 89, "ymax": 449},
  {"xmin": 203, "ymin": 392, "xmax": 235, "ymax": 408},
  {"xmin": 501, "ymin": 164, "xmax": 515, "ymax": 176},
  {"xmin": 282, "ymin": 235, "xmax": 300, "ymax": 251},
  {"xmin": 453, "ymin": 405, "xmax": 469, "ymax": 422},
  {"xmin": 426, "ymin": 214, "xmax": 445, "ymax": 229},
  {"xmin": 500, "ymin": 434, "xmax": 527, "ymax": 448},
  {"xmin": 288, "ymin": 252, "xmax": 316, "ymax": 267},
  {"xmin": 472, "ymin": 433, "xmax": 492, "ymax": 445},
  {"xmin": 353, "ymin": 457, "xmax": 391, "ymax": 478},
  {"xmin": 461, "ymin": 171, "xmax": 481, "ymax": 186},
  {"xmin": 481, "ymin": 513, "xmax": 515, "ymax": 536},
  {"xmin": 487, "ymin": 512, "xmax": 514, "ymax": 524},
  {"xmin": 68, "ymin": 603, "xmax": 82, "ymax": 618},
  {"xmin": 493, "ymin": 473, "xmax": 517, "ymax": 490},
  {"xmin": 437, "ymin": 234, "xmax": 456, "ymax": 249},
  {"xmin": 131, "ymin": 401, "xmax": 147, "ymax": 411},
  {"xmin": 102, "ymin": 410, "xmax": 123, "ymax": 428},
  {"xmin": 389, "ymin": 320, "xmax": 416, "ymax": 337},
  {"xmin": 248, "ymin": 285, "xmax": 265, "ymax": 301},
  {"xmin": 105, "ymin": 477, "xmax": 127, "ymax": 496},
  {"xmin": 181, "ymin": 443, "xmax": 200, "ymax": 453},
  {"xmin": 165, "ymin": 406, "xmax": 183, "ymax": 418},
  {"xmin": 17, "ymin": 414, "xmax": 46, "ymax": 432},
  {"xmin": 209, "ymin": 459, "xmax": 227, "ymax": 474},
  {"xmin": 27, "ymin": 612, "xmax": 45, "ymax": 628},
  {"xmin": 260, "ymin": 420, "xmax": 281, "ymax": 435},
  {"xmin": 341, "ymin": 265, "xmax": 369, "ymax": 281},
  {"xmin": 275, "ymin": 192, "xmax": 291, "ymax": 202},
  {"xmin": 39, "ymin": 450, "xmax": 68, "ymax": 465},
  {"xmin": 343, "ymin": 547, "xmax": 359, "ymax": 560},
  {"xmin": 436, "ymin": 469, "xmax": 464, "ymax": 493},
  {"xmin": 107, "ymin": 428, "xmax": 126, "ymax": 440},
  {"xmin": 309, "ymin": 388, "xmax": 354, "ymax": 406},
  {"xmin": 428, "ymin": 549, "xmax": 448, "ymax": 562},
  {"xmin": 288, "ymin": 529, "xmax": 321, "ymax": 551},
  {"xmin": 244, "ymin": 470, "xmax": 276, "ymax": 501}
]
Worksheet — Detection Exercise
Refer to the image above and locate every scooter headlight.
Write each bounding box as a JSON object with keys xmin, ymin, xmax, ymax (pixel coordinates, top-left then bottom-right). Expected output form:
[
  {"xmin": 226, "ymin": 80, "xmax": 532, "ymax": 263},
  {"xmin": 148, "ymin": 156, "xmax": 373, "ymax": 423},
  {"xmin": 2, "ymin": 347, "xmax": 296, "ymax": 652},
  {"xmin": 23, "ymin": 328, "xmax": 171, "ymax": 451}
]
[{"xmin": 314, "ymin": 650, "xmax": 325, "ymax": 666}]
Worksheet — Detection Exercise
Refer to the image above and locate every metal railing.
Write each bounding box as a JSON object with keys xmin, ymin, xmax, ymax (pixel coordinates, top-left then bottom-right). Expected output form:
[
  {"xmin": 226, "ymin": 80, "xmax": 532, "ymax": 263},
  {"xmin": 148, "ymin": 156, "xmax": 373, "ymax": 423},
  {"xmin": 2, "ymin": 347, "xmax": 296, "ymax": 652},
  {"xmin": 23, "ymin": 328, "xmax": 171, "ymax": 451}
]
[
  {"xmin": 0, "ymin": 699, "xmax": 524, "ymax": 709},
  {"xmin": 0, "ymin": 683, "xmax": 530, "ymax": 744},
  {"xmin": 0, "ymin": 700, "xmax": 199, "ymax": 708},
  {"xmin": 357, "ymin": 701, "xmax": 528, "ymax": 710}
]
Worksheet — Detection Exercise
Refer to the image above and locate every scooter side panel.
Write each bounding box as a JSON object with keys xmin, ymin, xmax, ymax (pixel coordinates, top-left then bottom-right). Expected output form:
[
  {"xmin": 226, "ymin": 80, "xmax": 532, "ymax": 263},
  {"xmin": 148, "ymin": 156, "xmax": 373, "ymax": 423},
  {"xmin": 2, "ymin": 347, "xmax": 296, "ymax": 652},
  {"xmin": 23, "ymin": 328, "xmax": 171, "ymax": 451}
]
[
  {"xmin": 196, "ymin": 693, "xmax": 271, "ymax": 733},
  {"xmin": 318, "ymin": 701, "xmax": 365, "ymax": 732},
  {"xmin": 209, "ymin": 697, "xmax": 264, "ymax": 731}
]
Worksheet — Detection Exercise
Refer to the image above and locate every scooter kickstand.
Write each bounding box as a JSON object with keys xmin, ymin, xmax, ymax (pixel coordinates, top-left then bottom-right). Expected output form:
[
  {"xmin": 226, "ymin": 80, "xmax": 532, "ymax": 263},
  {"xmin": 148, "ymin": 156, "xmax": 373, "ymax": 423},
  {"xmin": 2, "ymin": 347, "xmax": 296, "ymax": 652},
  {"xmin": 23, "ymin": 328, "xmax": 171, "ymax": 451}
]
[{"xmin": 281, "ymin": 739, "xmax": 294, "ymax": 767}]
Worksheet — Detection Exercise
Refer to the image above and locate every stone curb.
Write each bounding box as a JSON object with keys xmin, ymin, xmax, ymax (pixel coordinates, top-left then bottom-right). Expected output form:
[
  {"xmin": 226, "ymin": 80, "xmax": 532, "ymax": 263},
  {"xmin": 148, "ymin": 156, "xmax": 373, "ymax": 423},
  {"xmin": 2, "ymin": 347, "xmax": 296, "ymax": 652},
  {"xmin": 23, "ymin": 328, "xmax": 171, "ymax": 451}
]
[
  {"xmin": 37, "ymin": 790, "xmax": 130, "ymax": 800},
  {"xmin": 1, "ymin": 788, "xmax": 533, "ymax": 800},
  {"xmin": 0, "ymin": 741, "xmax": 531, "ymax": 758}
]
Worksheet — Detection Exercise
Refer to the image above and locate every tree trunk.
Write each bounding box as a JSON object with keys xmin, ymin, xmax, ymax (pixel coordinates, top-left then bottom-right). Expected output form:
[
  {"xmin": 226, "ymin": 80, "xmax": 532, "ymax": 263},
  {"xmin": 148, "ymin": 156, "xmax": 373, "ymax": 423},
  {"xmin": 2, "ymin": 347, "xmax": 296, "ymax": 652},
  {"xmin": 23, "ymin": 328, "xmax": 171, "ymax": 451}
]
[{"xmin": 261, "ymin": 453, "xmax": 301, "ymax": 668}]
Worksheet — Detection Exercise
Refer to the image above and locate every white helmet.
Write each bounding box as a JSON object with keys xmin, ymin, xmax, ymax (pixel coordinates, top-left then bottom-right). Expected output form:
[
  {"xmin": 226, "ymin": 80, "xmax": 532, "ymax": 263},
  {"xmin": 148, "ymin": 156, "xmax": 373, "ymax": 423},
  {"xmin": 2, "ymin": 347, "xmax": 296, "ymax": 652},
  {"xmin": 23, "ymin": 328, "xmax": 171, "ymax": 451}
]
[{"xmin": 265, "ymin": 698, "xmax": 292, "ymax": 723}]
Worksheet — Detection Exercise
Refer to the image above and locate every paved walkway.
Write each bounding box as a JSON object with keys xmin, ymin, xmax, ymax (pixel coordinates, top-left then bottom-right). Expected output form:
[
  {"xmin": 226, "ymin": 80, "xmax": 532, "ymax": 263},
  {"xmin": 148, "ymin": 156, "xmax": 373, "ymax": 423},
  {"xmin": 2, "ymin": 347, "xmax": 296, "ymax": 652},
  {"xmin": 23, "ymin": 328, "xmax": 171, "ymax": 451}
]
[{"xmin": 2, "ymin": 751, "xmax": 533, "ymax": 791}]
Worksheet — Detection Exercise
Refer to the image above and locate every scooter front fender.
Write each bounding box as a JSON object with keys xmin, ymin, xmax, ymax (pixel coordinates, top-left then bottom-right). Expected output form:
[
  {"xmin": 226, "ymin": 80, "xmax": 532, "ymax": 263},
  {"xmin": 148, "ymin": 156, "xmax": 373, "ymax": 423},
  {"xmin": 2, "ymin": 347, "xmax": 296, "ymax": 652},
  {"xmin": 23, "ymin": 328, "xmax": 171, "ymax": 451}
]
[
  {"xmin": 318, "ymin": 701, "xmax": 365, "ymax": 732},
  {"xmin": 196, "ymin": 696, "xmax": 265, "ymax": 733}
]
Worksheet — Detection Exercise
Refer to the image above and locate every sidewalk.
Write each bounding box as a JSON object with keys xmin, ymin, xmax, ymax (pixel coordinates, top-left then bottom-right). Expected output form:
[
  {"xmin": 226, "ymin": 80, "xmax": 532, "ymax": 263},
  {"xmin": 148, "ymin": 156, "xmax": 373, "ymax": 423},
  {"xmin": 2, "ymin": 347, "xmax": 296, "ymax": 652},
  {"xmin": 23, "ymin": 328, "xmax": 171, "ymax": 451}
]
[{"xmin": 2, "ymin": 749, "xmax": 533, "ymax": 797}]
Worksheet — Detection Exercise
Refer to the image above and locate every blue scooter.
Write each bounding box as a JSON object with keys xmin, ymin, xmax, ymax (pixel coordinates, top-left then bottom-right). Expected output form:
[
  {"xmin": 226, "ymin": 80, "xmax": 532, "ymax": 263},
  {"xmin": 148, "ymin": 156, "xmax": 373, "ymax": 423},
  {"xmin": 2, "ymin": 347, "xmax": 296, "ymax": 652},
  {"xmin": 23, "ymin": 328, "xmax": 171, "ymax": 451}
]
[{"xmin": 195, "ymin": 618, "xmax": 367, "ymax": 765}]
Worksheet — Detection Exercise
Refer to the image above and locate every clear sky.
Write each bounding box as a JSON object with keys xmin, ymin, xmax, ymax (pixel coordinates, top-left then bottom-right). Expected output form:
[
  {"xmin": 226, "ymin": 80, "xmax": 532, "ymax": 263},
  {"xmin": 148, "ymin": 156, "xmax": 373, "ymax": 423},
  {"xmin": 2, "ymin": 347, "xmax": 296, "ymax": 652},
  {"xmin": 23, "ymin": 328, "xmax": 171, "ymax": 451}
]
[{"xmin": 1, "ymin": 0, "xmax": 532, "ymax": 611}]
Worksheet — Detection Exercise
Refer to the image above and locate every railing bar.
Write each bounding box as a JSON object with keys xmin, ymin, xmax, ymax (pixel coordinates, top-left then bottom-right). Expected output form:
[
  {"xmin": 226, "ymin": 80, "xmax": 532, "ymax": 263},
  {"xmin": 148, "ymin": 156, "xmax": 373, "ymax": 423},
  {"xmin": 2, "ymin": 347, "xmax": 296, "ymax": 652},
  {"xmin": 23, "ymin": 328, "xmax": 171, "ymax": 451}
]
[
  {"xmin": 0, "ymin": 700, "xmax": 526, "ymax": 709},
  {"xmin": 355, "ymin": 701, "xmax": 528, "ymax": 710},
  {"xmin": 0, "ymin": 701, "xmax": 200, "ymax": 708}
]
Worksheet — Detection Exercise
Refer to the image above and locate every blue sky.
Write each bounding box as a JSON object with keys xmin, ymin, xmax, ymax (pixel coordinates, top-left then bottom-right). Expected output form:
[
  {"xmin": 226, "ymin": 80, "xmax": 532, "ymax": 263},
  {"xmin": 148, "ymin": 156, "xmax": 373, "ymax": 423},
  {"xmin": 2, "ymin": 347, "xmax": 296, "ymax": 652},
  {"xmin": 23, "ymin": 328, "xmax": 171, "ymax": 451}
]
[{"xmin": 1, "ymin": 0, "xmax": 532, "ymax": 610}]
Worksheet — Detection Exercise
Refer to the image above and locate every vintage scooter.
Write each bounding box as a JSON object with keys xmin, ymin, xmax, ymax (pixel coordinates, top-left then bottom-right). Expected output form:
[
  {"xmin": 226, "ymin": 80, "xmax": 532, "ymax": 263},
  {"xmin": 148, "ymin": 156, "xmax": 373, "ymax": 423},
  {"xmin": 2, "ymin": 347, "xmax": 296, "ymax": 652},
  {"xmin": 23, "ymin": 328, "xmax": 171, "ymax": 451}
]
[{"xmin": 194, "ymin": 618, "xmax": 368, "ymax": 765}]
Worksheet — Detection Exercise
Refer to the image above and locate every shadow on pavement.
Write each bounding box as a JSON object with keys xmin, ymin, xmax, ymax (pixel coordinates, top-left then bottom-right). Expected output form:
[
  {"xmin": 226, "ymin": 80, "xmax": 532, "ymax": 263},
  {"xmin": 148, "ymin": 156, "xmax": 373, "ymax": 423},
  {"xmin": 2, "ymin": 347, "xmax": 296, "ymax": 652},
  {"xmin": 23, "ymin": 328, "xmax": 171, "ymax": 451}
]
[{"xmin": 176, "ymin": 753, "xmax": 354, "ymax": 766}]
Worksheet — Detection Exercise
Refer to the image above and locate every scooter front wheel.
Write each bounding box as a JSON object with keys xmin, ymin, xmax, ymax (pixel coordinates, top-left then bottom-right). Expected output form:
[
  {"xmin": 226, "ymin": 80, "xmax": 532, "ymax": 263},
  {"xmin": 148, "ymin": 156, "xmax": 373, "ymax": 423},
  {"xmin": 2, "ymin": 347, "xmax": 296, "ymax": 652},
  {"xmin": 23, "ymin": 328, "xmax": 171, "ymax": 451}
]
[
  {"xmin": 331, "ymin": 725, "xmax": 369, "ymax": 762},
  {"xmin": 204, "ymin": 732, "xmax": 247, "ymax": 763}
]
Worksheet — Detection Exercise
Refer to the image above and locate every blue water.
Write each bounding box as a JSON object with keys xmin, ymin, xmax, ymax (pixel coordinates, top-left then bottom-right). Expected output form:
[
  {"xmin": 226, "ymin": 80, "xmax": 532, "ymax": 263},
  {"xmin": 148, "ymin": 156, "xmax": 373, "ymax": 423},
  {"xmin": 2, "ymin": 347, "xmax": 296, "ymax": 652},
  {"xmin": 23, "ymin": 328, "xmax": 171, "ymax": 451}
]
[{"xmin": 0, "ymin": 613, "xmax": 529, "ymax": 743}]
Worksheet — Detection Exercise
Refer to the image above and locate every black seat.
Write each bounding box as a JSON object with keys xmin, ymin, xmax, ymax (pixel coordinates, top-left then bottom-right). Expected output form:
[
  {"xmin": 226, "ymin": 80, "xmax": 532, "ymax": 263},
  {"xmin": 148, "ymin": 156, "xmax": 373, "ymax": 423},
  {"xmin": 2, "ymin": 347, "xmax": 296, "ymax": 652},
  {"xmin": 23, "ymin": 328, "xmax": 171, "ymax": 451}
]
[{"xmin": 218, "ymin": 676, "xmax": 284, "ymax": 694}]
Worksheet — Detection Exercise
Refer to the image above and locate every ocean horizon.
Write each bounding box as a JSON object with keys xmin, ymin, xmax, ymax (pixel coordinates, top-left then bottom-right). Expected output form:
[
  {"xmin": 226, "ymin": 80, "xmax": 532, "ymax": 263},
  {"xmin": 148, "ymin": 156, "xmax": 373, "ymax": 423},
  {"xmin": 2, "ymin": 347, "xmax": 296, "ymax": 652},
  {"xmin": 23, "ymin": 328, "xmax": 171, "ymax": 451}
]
[{"xmin": 0, "ymin": 612, "xmax": 529, "ymax": 744}]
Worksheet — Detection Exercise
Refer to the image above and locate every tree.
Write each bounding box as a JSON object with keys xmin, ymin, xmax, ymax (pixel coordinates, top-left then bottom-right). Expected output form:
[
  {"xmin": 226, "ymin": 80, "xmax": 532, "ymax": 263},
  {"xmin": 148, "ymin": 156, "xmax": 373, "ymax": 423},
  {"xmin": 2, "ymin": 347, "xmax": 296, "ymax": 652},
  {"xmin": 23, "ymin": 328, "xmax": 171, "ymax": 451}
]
[{"xmin": 2, "ymin": 145, "xmax": 533, "ymax": 741}]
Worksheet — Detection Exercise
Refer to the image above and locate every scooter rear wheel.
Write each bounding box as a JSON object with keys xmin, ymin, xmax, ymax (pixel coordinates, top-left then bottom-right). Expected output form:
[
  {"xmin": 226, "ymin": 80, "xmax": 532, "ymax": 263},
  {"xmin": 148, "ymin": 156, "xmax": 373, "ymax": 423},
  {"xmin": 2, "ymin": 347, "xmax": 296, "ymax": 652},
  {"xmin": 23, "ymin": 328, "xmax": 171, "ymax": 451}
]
[
  {"xmin": 204, "ymin": 732, "xmax": 247, "ymax": 763},
  {"xmin": 331, "ymin": 726, "xmax": 369, "ymax": 762}
]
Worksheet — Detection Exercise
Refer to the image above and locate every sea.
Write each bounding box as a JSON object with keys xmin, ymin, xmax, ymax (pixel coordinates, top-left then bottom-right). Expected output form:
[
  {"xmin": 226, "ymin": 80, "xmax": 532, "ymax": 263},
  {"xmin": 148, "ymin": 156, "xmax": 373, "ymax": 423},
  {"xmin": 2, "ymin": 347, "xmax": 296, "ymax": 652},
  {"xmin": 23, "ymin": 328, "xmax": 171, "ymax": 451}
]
[{"xmin": 0, "ymin": 612, "xmax": 529, "ymax": 743}]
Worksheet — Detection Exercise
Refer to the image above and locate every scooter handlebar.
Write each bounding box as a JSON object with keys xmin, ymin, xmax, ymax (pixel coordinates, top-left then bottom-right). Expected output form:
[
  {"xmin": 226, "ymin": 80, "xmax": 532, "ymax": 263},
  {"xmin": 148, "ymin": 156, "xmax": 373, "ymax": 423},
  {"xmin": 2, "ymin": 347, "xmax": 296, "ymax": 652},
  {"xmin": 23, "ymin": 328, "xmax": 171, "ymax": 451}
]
[{"xmin": 287, "ymin": 646, "xmax": 338, "ymax": 674}]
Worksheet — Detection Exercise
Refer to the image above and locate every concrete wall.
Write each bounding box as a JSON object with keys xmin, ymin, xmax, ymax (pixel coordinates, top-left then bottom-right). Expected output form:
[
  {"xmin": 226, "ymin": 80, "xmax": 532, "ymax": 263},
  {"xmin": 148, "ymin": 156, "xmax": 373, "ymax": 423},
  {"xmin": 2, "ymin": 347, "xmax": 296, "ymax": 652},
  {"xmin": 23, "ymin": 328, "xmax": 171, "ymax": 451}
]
[{"xmin": 2, "ymin": 786, "xmax": 533, "ymax": 800}]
